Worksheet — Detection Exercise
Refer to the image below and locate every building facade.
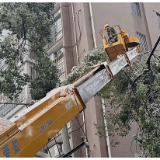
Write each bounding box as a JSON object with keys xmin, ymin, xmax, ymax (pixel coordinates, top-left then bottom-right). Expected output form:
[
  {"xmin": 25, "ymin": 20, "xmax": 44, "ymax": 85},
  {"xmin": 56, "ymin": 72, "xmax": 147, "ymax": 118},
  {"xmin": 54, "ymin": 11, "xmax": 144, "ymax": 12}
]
[
  {"xmin": 1, "ymin": 2, "xmax": 160, "ymax": 158},
  {"xmin": 51, "ymin": 2, "xmax": 160, "ymax": 158}
]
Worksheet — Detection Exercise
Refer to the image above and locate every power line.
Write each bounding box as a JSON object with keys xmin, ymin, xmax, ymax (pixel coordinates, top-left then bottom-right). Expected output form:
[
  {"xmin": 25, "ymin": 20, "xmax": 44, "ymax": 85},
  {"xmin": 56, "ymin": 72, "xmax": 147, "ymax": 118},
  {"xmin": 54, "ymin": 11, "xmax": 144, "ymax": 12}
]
[
  {"xmin": 69, "ymin": 120, "xmax": 85, "ymax": 134},
  {"xmin": 74, "ymin": 116, "xmax": 94, "ymax": 158},
  {"xmin": 75, "ymin": 116, "xmax": 87, "ymax": 137},
  {"xmin": 74, "ymin": 115, "xmax": 90, "ymax": 153},
  {"xmin": 0, "ymin": 102, "xmax": 33, "ymax": 106},
  {"xmin": 75, "ymin": 116, "xmax": 91, "ymax": 157}
]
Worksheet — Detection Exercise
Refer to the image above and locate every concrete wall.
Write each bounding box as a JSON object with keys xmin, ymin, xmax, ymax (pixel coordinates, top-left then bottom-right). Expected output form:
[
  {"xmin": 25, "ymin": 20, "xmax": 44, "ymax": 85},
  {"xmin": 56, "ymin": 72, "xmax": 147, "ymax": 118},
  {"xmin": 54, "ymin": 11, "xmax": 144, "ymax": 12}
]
[
  {"xmin": 143, "ymin": 3, "xmax": 160, "ymax": 53},
  {"xmin": 92, "ymin": 3, "xmax": 152, "ymax": 50}
]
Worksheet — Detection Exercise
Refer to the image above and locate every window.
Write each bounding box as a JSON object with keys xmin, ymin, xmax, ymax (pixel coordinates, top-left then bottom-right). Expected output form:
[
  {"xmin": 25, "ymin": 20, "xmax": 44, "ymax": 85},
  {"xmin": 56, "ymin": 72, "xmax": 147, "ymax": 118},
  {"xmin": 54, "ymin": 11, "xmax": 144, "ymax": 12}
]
[
  {"xmin": 30, "ymin": 66, "xmax": 36, "ymax": 79},
  {"xmin": 157, "ymin": 12, "xmax": 160, "ymax": 28},
  {"xmin": 51, "ymin": 14, "xmax": 62, "ymax": 45},
  {"xmin": 30, "ymin": 49, "xmax": 36, "ymax": 60},
  {"xmin": 53, "ymin": 48, "xmax": 65, "ymax": 82},
  {"xmin": 137, "ymin": 32, "xmax": 148, "ymax": 52},
  {"xmin": 29, "ymin": 44, "xmax": 37, "ymax": 60},
  {"xmin": 131, "ymin": 3, "xmax": 141, "ymax": 17},
  {"xmin": 50, "ymin": 53, "xmax": 54, "ymax": 61},
  {"xmin": 19, "ymin": 88, "xmax": 25, "ymax": 103}
]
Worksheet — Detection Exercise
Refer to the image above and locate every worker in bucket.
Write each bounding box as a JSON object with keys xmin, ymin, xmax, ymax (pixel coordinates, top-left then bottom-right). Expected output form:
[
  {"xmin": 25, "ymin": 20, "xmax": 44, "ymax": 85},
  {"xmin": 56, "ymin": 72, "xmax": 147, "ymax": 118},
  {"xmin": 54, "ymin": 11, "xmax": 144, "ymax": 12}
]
[{"xmin": 104, "ymin": 24, "xmax": 118, "ymax": 46}]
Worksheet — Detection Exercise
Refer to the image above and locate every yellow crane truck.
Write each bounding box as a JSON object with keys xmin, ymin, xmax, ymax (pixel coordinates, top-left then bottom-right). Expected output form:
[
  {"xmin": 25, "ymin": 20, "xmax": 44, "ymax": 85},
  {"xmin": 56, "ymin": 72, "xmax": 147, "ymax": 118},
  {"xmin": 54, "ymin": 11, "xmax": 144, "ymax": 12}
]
[{"xmin": 0, "ymin": 25, "xmax": 141, "ymax": 157}]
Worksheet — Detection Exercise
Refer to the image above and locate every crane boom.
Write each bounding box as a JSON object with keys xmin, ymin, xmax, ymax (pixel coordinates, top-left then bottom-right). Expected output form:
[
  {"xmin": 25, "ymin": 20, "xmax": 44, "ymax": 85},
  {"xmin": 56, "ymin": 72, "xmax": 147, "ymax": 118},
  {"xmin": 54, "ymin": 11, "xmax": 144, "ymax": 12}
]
[{"xmin": 0, "ymin": 47, "xmax": 140, "ymax": 157}]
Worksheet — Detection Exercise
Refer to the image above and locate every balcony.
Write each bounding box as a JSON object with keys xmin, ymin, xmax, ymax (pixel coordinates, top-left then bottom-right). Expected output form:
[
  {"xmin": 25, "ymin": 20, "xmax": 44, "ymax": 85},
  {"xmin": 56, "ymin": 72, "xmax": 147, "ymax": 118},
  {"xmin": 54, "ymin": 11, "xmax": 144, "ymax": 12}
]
[
  {"xmin": 46, "ymin": 30, "xmax": 62, "ymax": 51},
  {"xmin": 45, "ymin": 10, "xmax": 63, "ymax": 54}
]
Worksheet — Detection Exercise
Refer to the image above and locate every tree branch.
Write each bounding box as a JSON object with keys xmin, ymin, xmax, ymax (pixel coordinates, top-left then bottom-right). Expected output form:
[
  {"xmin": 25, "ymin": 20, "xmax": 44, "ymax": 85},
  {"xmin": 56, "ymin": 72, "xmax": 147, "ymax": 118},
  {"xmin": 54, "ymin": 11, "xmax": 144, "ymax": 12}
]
[
  {"xmin": 22, "ymin": 18, "xmax": 26, "ymax": 40},
  {"xmin": 146, "ymin": 36, "xmax": 160, "ymax": 71},
  {"xmin": 131, "ymin": 36, "xmax": 160, "ymax": 87}
]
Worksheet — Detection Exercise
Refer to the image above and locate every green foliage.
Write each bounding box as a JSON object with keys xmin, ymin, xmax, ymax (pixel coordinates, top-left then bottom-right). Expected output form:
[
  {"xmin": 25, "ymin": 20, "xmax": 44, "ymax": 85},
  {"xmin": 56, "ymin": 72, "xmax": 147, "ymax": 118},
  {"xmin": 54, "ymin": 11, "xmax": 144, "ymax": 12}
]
[
  {"xmin": 99, "ymin": 55, "xmax": 160, "ymax": 157},
  {"xmin": 30, "ymin": 56, "xmax": 58, "ymax": 100},
  {"xmin": 64, "ymin": 46, "xmax": 109, "ymax": 84},
  {"xmin": 0, "ymin": 3, "xmax": 58, "ymax": 100},
  {"xmin": 65, "ymin": 46, "xmax": 160, "ymax": 157}
]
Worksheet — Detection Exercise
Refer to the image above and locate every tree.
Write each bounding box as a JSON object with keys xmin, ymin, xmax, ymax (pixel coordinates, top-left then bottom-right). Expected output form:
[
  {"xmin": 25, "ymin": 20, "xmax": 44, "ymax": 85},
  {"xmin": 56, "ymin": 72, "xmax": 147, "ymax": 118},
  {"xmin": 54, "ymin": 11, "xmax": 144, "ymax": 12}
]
[
  {"xmin": 65, "ymin": 41, "xmax": 160, "ymax": 157},
  {"xmin": 0, "ymin": 3, "xmax": 58, "ymax": 101}
]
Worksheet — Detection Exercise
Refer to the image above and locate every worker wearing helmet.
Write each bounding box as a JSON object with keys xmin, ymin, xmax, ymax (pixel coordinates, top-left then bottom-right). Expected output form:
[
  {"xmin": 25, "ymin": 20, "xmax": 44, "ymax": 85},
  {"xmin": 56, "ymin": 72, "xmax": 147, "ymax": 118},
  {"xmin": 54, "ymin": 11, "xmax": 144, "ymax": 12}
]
[{"xmin": 104, "ymin": 24, "xmax": 118, "ymax": 46}]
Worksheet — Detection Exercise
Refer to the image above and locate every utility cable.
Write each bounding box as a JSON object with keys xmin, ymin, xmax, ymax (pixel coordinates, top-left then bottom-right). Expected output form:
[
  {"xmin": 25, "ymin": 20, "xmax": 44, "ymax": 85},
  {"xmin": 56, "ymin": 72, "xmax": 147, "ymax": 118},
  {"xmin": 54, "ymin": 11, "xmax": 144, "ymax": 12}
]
[
  {"xmin": 52, "ymin": 120, "xmax": 84, "ymax": 138},
  {"xmin": 45, "ymin": 121, "xmax": 85, "ymax": 157},
  {"xmin": 75, "ymin": 117, "xmax": 91, "ymax": 157},
  {"xmin": 0, "ymin": 102, "xmax": 33, "ymax": 106},
  {"xmin": 72, "ymin": 116, "xmax": 91, "ymax": 157},
  {"xmin": 69, "ymin": 120, "xmax": 85, "ymax": 134},
  {"xmin": 75, "ymin": 116, "xmax": 86, "ymax": 137}
]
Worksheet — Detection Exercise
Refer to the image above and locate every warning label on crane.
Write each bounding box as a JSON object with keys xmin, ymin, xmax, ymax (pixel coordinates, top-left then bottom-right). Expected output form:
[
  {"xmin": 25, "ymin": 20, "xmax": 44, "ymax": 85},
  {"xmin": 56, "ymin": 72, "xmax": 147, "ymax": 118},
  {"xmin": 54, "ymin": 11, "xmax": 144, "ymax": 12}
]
[
  {"xmin": 77, "ymin": 68, "xmax": 111, "ymax": 103},
  {"xmin": 39, "ymin": 118, "xmax": 53, "ymax": 133},
  {"xmin": 65, "ymin": 101, "xmax": 73, "ymax": 110}
]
